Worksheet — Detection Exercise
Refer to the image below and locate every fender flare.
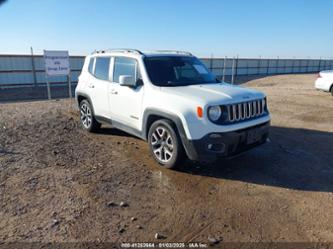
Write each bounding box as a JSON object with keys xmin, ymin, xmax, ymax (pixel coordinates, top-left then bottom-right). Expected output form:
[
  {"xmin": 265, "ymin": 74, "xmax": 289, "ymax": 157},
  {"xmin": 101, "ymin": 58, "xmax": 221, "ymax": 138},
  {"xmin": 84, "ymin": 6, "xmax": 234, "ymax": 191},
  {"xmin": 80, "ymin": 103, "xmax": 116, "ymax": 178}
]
[
  {"xmin": 75, "ymin": 91, "xmax": 96, "ymax": 115},
  {"xmin": 142, "ymin": 108, "xmax": 197, "ymax": 160}
]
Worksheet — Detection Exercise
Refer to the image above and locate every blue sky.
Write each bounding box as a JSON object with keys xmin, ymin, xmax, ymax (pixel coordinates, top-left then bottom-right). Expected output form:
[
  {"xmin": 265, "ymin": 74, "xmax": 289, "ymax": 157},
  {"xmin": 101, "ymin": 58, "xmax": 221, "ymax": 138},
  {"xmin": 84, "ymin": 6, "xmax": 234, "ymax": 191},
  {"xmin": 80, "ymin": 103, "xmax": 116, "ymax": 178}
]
[{"xmin": 0, "ymin": 0, "xmax": 332, "ymax": 58}]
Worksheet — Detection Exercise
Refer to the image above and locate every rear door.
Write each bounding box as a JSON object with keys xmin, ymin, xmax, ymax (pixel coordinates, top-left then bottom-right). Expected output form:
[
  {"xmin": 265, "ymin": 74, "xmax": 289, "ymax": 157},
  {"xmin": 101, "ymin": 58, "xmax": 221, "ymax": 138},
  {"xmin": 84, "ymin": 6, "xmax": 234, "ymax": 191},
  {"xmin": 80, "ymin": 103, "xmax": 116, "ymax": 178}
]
[
  {"xmin": 89, "ymin": 56, "xmax": 111, "ymax": 118},
  {"xmin": 109, "ymin": 57, "xmax": 144, "ymax": 130}
]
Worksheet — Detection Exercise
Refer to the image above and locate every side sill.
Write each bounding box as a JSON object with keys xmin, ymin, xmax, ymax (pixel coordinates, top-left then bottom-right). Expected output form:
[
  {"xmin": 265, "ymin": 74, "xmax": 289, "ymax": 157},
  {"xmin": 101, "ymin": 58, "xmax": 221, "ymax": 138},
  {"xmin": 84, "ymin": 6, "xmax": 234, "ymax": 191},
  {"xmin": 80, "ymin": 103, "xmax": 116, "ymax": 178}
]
[{"xmin": 95, "ymin": 115, "xmax": 145, "ymax": 140}]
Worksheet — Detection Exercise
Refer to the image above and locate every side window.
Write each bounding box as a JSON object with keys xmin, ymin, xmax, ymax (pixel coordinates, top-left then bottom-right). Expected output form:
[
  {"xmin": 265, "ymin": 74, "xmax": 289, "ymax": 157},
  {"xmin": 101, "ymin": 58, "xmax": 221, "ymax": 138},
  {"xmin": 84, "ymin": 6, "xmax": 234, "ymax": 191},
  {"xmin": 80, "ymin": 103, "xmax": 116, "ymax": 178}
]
[
  {"xmin": 113, "ymin": 57, "xmax": 138, "ymax": 83},
  {"xmin": 88, "ymin": 57, "xmax": 94, "ymax": 74},
  {"xmin": 94, "ymin": 57, "xmax": 110, "ymax": 80}
]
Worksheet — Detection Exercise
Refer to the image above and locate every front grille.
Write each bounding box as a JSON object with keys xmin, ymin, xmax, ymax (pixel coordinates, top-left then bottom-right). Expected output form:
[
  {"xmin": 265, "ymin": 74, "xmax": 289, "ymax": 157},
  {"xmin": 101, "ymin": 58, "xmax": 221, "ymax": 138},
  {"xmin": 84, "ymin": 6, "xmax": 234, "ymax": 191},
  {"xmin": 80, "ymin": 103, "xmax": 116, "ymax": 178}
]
[{"xmin": 225, "ymin": 99, "xmax": 266, "ymax": 123}]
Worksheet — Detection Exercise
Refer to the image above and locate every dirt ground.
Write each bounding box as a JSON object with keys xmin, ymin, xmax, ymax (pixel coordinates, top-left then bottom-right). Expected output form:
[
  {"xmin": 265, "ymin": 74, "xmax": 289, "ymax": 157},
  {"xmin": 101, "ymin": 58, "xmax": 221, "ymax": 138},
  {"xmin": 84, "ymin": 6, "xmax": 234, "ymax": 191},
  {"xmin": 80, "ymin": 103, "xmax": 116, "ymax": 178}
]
[{"xmin": 0, "ymin": 74, "xmax": 333, "ymax": 246}]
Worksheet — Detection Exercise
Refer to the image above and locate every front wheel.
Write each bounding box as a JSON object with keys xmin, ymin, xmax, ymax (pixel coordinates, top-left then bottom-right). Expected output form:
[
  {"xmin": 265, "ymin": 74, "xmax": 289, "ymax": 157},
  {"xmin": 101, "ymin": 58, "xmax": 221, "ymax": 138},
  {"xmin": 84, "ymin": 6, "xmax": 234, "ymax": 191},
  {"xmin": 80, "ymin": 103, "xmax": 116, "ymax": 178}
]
[
  {"xmin": 148, "ymin": 119, "xmax": 184, "ymax": 169},
  {"xmin": 79, "ymin": 99, "xmax": 101, "ymax": 132}
]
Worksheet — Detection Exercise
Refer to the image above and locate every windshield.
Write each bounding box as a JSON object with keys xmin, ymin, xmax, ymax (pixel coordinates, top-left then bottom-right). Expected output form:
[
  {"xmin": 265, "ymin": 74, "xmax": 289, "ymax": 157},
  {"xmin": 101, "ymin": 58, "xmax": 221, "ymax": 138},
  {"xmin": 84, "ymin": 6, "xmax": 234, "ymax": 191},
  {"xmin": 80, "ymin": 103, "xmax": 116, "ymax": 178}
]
[{"xmin": 144, "ymin": 56, "xmax": 219, "ymax": 86}]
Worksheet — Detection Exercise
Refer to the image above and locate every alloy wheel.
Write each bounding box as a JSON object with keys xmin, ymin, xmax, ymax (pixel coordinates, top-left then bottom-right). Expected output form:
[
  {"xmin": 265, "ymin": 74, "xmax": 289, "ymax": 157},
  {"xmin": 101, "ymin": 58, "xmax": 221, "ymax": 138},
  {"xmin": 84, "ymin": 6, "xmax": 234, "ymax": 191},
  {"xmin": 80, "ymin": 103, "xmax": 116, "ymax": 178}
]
[
  {"xmin": 151, "ymin": 126, "xmax": 174, "ymax": 163},
  {"xmin": 80, "ymin": 103, "xmax": 92, "ymax": 129}
]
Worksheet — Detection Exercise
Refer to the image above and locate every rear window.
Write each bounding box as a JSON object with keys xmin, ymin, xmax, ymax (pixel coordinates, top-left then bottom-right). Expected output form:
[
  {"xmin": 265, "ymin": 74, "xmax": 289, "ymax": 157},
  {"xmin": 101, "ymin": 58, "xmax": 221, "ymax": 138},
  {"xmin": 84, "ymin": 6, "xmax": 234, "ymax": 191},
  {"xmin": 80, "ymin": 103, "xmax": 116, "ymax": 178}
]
[{"xmin": 94, "ymin": 57, "xmax": 110, "ymax": 80}]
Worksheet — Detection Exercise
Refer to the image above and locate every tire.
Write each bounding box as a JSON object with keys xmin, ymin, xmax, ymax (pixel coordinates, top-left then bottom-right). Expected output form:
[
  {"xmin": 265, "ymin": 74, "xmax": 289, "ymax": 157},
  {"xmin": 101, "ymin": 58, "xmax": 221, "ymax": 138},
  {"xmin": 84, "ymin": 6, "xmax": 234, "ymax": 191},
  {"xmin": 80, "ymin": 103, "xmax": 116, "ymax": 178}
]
[
  {"xmin": 331, "ymin": 85, "xmax": 333, "ymax": 96},
  {"xmin": 79, "ymin": 99, "xmax": 101, "ymax": 132},
  {"xmin": 148, "ymin": 119, "xmax": 184, "ymax": 169}
]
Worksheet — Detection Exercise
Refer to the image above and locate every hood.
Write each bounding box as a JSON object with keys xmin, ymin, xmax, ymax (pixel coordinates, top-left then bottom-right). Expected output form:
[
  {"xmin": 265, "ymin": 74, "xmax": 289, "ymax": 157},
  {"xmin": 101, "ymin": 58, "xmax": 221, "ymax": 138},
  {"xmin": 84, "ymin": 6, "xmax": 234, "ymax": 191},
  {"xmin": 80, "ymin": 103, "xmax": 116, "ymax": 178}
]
[{"xmin": 161, "ymin": 83, "xmax": 265, "ymax": 105}]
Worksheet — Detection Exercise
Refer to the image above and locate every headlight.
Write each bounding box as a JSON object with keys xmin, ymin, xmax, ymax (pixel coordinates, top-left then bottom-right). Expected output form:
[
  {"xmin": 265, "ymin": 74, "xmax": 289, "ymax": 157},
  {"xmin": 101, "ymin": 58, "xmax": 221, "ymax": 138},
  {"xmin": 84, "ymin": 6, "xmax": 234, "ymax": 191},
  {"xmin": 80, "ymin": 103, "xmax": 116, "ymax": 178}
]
[{"xmin": 208, "ymin": 106, "xmax": 222, "ymax": 121}]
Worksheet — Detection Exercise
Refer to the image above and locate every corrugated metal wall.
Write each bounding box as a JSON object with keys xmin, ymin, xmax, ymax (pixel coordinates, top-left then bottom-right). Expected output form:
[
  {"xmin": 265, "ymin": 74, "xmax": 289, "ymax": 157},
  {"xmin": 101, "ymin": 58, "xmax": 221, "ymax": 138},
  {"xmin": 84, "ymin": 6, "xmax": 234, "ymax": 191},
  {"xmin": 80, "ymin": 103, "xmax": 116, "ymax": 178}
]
[
  {"xmin": 0, "ymin": 55, "xmax": 84, "ymax": 87},
  {"xmin": 200, "ymin": 58, "xmax": 333, "ymax": 78},
  {"xmin": 1, "ymin": 55, "xmax": 333, "ymax": 87}
]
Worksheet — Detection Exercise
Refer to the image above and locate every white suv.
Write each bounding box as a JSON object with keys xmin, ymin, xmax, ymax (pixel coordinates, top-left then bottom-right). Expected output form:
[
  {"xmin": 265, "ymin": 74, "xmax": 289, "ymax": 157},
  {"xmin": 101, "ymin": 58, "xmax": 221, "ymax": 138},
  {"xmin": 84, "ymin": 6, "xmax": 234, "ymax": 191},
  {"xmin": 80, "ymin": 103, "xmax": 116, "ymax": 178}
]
[
  {"xmin": 75, "ymin": 49, "xmax": 270, "ymax": 168},
  {"xmin": 315, "ymin": 70, "xmax": 333, "ymax": 96}
]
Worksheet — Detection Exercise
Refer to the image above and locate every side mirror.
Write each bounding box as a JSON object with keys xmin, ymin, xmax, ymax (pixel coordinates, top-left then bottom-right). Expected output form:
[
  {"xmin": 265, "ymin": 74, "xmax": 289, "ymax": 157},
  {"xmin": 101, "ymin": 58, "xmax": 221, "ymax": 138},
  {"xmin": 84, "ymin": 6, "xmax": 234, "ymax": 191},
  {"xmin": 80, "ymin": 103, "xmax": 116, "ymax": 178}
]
[
  {"xmin": 136, "ymin": 78, "xmax": 144, "ymax": 86},
  {"xmin": 119, "ymin": 75, "xmax": 136, "ymax": 87}
]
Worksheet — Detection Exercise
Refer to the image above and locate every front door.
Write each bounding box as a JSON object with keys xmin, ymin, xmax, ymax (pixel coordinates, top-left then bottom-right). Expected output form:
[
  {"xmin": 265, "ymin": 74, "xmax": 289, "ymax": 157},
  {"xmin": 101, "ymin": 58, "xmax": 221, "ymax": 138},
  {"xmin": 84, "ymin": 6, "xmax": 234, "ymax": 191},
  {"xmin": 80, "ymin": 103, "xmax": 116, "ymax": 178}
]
[{"xmin": 109, "ymin": 57, "xmax": 144, "ymax": 131}]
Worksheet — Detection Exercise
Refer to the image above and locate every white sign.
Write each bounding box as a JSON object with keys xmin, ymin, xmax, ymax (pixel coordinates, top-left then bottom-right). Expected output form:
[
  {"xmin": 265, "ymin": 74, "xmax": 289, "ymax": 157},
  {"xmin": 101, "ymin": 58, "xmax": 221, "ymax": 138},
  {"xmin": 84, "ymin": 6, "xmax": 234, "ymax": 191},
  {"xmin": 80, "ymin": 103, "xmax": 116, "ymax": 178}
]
[{"xmin": 44, "ymin": 50, "xmax": 70, "ymax": 76}]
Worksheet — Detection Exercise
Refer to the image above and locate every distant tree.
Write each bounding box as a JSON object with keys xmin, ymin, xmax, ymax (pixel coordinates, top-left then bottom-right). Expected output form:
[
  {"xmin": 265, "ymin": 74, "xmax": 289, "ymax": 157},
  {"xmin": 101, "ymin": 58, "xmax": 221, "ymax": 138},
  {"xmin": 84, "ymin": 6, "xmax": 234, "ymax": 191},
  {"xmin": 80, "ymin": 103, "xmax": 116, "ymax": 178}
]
[{"xmin": 0, "ymin": 0, "xmax": 7, "ymax": 6}]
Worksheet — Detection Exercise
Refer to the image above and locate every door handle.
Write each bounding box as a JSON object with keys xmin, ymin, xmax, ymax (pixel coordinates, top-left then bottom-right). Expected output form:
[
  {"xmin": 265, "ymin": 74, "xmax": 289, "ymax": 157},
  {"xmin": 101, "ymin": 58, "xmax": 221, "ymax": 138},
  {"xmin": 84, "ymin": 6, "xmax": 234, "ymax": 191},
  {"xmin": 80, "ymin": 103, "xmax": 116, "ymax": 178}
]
[{"xmin": 110, "ymin": 89, "xmax": 118, "ymax": 95}]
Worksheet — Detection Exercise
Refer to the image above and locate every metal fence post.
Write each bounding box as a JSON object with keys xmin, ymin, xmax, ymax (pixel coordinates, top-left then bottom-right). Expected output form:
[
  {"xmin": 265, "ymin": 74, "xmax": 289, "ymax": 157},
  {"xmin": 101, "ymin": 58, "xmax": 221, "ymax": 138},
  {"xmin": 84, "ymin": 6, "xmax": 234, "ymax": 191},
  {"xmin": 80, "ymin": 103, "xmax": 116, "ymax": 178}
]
[
  {"xmin": 324, "ymin": 59, "xmax": 327, "ymax": 70},
  {"xmin": 45, "ymin": 74, "xmax": 51, "ymax": 100},
  {"xmin": 246, "ymin": 59, "xmax": 249, "ymax": 76},
  {"xmin": 43, "ymin": 50, "xmax": 51, "ymax": 100},
  {"xmin": 209, "ymin": 54, "xmax": 213, "ymax": 72},
  {"xmin": 258, "ymin": 56, "xmax": 261, "ymax": 75},
  {"xmin": 222, "ymin": 56, "xmax": 227, "ymax": 82},
  {"xmin": 291, "ymin": 58, "xmax": 294, "ymax": 73},
  {"xmin": 30, "ymin": 47, "xmax": 37, "ymax": 88},
  {"xmin": 235, "ymin": 55, "xmax": 239, "ymax": 82},
  {"xmin": 231, "ymin": 57, "xmax": 235, "ymax": 84},
  {"xmin": 68, "ymin": 72, "xmax": 72, "ymax": 99},
  {"xmin": 283, "ymin": 58, "xmax": 287, "ymax": 74}
]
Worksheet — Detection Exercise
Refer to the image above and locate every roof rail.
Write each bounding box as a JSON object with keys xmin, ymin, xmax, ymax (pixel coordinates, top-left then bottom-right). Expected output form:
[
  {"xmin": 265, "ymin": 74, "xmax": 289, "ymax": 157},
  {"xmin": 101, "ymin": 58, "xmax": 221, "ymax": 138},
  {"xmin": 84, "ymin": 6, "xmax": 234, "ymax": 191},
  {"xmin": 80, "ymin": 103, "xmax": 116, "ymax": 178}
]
[
  {"xmin": 91, "ymin": 49, "xmax": 193, "ymax": 56},
  {"xmin": 152, "ymin": 50, "xmax": 193, "ymax": 56},
  {"xmin": 92, "ymin": 48, "xmax": 144, "ymax": 55}
]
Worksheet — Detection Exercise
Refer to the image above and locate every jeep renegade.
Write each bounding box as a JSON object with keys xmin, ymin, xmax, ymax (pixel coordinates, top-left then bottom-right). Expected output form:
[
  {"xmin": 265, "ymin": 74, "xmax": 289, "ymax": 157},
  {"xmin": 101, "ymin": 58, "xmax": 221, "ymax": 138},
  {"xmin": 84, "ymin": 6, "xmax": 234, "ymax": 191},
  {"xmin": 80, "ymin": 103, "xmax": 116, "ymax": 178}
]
[{"xmin": 75, "ymin": 49, "xmax": 270, "ymax": 168}]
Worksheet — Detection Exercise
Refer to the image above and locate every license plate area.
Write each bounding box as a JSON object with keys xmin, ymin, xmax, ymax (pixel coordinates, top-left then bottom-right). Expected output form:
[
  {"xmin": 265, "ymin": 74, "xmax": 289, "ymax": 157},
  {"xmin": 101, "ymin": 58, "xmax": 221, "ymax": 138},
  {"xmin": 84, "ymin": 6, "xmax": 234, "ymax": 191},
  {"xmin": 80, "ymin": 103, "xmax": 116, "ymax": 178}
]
[{"xmin": 246, "ymin": 128, "xmax": 262, "ymax": 144}]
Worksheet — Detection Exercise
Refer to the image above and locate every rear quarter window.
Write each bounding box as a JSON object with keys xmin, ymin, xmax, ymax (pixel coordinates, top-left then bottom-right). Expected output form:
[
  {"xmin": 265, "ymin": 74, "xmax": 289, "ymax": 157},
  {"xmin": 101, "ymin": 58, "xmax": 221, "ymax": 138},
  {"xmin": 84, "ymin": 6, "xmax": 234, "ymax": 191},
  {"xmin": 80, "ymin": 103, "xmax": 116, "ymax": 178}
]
[
  {"xmin": 88, "ymin": 58, "xmax": 94, "ymax": 74},
  {"xmin": 94, "ymin": 57, "xmax": 111, "ymax": 80}
]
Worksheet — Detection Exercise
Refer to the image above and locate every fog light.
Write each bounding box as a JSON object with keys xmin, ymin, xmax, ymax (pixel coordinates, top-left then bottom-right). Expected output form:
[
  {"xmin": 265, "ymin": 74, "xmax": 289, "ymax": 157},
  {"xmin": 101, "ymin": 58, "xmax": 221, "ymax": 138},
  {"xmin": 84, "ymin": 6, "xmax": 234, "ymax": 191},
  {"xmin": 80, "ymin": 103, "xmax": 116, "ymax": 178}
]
[{"xmin": 207, "ymin": 143, "xmax": 226, "ymax": 153}]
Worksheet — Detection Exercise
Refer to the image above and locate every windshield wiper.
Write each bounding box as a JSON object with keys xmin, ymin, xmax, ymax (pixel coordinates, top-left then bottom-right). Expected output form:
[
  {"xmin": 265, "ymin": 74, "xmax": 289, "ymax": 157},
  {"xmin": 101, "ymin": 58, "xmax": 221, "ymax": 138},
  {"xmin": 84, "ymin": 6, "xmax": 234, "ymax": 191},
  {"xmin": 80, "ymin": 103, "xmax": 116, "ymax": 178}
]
[{"xmin": 165, "ymin": 81, "xmax": 185, "ymax": 86}]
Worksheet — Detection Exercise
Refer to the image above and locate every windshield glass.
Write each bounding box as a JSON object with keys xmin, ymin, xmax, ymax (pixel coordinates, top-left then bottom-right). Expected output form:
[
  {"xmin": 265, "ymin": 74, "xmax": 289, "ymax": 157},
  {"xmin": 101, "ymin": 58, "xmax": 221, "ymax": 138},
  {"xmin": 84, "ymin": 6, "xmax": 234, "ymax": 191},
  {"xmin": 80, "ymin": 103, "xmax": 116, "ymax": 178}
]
[{"xmin": 144, "ymin": 56, "xmax": 219, "ymax": 86}]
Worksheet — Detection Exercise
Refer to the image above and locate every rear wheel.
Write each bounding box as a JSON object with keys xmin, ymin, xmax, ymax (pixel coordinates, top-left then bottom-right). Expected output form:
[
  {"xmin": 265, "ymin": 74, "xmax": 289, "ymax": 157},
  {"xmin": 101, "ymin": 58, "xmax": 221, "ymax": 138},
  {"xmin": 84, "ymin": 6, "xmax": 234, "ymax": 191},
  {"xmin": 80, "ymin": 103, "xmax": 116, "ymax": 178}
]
[
  {"xmin": 331, "ymin": 85, "xmax": 333, "ymax": 96},
  {"xmin": 79, "ymin": 99, "xmax": 101, "ymax": 132},
  {"xmin": 148, "ymin": 119, "xmax": 184, "ymax": 169}
]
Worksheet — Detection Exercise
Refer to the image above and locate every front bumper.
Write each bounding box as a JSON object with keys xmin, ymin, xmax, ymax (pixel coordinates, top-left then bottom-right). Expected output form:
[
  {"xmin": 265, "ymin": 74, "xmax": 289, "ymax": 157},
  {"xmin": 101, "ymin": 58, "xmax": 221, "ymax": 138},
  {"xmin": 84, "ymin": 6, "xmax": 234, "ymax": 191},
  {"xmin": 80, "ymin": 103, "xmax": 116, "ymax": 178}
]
[
  {"xmin": 184, "ymin": 121, "xmax": 270, "ymax": 162},
  {"xmin": 315, "ymin": 78, "xmax": 330, "ymax": 92}
]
